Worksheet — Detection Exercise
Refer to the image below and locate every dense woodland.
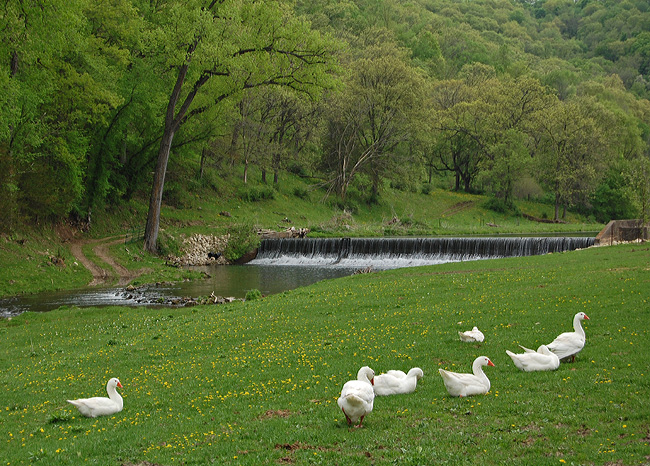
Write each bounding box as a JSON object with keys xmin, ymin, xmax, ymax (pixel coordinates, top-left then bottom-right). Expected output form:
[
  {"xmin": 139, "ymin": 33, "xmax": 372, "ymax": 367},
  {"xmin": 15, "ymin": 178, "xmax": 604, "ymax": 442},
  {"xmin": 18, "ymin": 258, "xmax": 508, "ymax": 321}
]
[{"xmin": 2, "ymin": 0, "xmax": 650, "ymax": 250}]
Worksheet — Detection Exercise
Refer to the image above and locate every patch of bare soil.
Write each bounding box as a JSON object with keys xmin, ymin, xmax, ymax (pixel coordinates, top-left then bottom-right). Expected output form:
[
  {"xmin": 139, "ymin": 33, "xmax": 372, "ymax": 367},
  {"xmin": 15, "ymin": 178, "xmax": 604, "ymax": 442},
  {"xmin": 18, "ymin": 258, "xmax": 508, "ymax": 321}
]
[
  {"xmin": 259, "ymin": 409, "xmax": 294, "ymax": 420},
  {"xmin": 122, "ymin": 462, "xmax": 165, "ymax": 466}
]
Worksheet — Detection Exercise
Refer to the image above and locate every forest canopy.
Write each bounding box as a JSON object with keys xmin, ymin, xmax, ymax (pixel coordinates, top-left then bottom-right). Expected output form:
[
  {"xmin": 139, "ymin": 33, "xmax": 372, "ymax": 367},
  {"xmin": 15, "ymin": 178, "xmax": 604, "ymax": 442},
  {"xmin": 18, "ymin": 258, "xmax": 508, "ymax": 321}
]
[{"xmin": 1, "ymin": 0, "xmax": 649, "ymax": 244}]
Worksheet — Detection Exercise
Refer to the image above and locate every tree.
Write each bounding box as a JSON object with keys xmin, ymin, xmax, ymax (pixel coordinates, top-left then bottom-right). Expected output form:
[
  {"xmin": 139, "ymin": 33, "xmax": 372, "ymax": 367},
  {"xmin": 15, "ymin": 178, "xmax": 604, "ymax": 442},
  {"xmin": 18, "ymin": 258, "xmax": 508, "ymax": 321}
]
[
  {"xmin": 0, "ymin": 0, "xmax": 129, "ymax": 228},
  {"xmin": 320, "ymin": 36, "xmax": 425, "ymax": 202},
  {"xmin": 431, "ymin": 69, "xmax": 552, "ymax": 202},
  {"xmin": 479, "ymin": 76, "xmax": 554, "ymax": 206},
  {"xmin": 234, "ymin": 86, "xmax": 322, "ymax": 185},
  {"xmin": 534, "ymin": 96, "xmax": 616, "ymax": 220},
  {"xmin": 626, "ymin": 153, "xmax": 650, "ymax": 227},
  {"xmin": 141, "ymin": 0, "xmax": 338, "ymax": 252},
  {"xmin": 429, "ymin": 77, "xmax": 485, "ymax": 192}
]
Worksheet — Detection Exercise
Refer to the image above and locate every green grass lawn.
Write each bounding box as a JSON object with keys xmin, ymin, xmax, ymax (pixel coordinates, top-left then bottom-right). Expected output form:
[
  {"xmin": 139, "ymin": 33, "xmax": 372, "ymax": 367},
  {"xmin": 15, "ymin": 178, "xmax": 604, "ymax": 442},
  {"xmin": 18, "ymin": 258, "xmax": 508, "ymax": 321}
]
[{"xmin": 2, "ymin": 243, "xmax": 648, "ymax": 465}]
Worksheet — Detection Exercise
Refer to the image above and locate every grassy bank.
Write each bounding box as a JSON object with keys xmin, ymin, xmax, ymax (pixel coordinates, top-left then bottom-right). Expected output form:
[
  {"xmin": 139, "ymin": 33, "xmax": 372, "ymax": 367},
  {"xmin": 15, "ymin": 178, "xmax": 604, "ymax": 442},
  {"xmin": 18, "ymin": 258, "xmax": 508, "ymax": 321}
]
[{"xmin": 1, "ymin": 242, "xmax": 648, "ymax": 465}]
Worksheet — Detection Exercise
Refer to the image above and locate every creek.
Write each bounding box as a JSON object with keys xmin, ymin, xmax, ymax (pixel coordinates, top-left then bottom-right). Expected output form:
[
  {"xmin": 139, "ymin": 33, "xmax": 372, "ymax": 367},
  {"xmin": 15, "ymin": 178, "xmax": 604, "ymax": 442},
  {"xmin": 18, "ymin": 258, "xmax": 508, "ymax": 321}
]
[{"xmin": 0, "ymin": 235, "xmax": 596, "ymax": 317}]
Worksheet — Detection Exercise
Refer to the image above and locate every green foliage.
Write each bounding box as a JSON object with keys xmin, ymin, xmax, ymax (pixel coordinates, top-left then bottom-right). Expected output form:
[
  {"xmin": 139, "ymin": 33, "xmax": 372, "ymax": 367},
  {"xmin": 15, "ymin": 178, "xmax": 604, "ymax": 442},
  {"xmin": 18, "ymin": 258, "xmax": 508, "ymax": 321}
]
[
  {"xmin": 287, "ymin": 162, "xmax": 309, "ymax": 178},
  {"xmin": 589, "ymin": 169, "xmax": 638, "ymax": 222},
  {"xmin": 156, "ymin": 231, "xmax": 182, "ymax": 258},
  {"xmin": 18, "ymin": 137, "xmax": 86, "ymax": 221},
  {"xmin": 245, "ymin": 288, "xmax": 262, "ymax": 301},
  {"xmin": 236, "ymin": 185, "xmax": 276, "ymax": 202},
  {"xmin": 2, "ymin": 0, "xmax": 649, "ymax": 233},
  {"xmin": 483, "ymin": 196, "xmax": 518, "ymax": 214},
  {"xmin": 292, "ymin": 186, "xmax": 310, "ymax": 200},
  {"xmin": 223, "ymin": 223, "xmax": 261, "ymax": 261}
]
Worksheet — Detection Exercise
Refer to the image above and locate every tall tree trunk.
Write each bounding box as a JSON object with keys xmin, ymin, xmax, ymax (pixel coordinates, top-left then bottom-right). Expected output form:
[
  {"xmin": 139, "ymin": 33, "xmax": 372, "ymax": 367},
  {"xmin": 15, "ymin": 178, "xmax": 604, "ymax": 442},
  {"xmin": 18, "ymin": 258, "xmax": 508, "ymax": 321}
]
[
  {"xmin": 144, "ymin": 128, "xmax": 175, "ymax": 252},
  {"xmin": 199, "ymin": 147, "xmax": 206, "ymax": 180},
  {"xmin": 143, "ymin": 60, "xmax": 194, "ymax": 253}
]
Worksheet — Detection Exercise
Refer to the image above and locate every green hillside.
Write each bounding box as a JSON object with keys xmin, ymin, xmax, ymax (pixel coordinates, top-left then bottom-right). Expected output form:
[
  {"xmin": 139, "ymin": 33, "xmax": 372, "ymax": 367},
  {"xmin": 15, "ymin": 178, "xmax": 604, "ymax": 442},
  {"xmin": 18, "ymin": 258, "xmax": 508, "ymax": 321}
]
[{"xmin": 1, "ymin": 0, "xmax": 648, "ymax": 250}]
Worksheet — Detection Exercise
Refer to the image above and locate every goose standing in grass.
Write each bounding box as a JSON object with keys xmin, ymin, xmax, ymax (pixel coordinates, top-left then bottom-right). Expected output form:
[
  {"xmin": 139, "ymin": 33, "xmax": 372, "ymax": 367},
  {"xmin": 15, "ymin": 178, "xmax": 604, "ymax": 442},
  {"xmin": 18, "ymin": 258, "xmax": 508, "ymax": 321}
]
[
  {"xmin": 547, "ymin": 312, "xmax": 590, "ymax": 362},
  {"xmin": 506, "ymin": 344, "xmax": 560, "ymax": 372},
  {"xmin": 373, "ymin": 367, "xmax": 424, "ymax": 396},
  {"xmin": 458, "ymin": 326, "xmax": 485, "ymax": 343},
  {"xmin": 67, "ymin": 378, "xmax": 123, "ymax": 418},
  {"xmin": 439, "ymin": 356, "xmax": 494, "ymax": 397},
  {"xmin": 337, "ymin": 366, "xmax": 375, "ymax": 427}
]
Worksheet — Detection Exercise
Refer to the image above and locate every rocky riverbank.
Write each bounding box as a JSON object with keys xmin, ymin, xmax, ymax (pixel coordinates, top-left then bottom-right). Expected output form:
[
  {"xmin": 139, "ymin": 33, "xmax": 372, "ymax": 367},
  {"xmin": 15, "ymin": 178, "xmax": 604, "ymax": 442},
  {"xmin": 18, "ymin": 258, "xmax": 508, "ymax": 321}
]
[
  {"xmin": 122, "ymin": 283, "xmax": 242, "ymax": 306},
  {"xmin": 167, "ymin": 234, "xmax": 230, "ymax": 267}
]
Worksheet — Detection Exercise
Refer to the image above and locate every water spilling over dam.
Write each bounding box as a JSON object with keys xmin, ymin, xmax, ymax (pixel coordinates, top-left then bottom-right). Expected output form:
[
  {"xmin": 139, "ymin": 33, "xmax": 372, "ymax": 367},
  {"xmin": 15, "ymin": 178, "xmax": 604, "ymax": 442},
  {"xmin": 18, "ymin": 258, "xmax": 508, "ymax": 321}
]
[{"xmin": 251, "ymin": 236, "xmax": 596, "ymax": 269}]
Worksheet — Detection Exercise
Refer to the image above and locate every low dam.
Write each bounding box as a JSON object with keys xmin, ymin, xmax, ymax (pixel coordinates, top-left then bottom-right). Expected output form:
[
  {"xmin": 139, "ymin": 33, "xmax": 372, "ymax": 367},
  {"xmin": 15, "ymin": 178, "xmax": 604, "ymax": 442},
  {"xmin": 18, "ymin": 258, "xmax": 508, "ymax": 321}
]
[{"xmin": 251, "ymin": 236, "xmax": 596, "ymax": 269}]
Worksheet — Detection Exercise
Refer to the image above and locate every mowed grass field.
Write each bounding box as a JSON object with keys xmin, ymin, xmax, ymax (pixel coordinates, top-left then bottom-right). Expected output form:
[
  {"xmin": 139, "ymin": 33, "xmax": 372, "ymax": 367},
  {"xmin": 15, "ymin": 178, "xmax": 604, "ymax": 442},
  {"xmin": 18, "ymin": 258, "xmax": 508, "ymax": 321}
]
[{"xmin": 1, "ymin": 243, "xmax": 648, "ymax": 465}]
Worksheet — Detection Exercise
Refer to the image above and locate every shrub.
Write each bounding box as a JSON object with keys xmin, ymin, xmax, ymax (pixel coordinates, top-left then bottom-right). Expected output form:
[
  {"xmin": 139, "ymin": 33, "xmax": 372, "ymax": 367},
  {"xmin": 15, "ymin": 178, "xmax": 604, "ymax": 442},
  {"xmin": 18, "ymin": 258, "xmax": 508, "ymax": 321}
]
[
  {"xmin": 293, "ymin": 187, "xmax": 310, "ymax": 200},
  {"xmin": 483, "ymin": 196, "xmax": 509, "ymax": 213},
  {"xmin": 157, "ymin": 231, "xmax": 182, "ymax": 258},
  {"xmin": 287, "ymin": 163, "xmax": 309, "ymax": 178},
  {"xmin": 223, "ymin": 223, "xmax": 261, "ymax": 261},
  {"xmin": 237, "ymin": 186, "xmax": 275, "ymax": 202},
  {"xmin": 483, "ymin": 197, "xmax": 519, "ymax": 215},
  {"xmin": 590, "ymin": 170, "xmax": 637, "ymax": 222},
  {"xmin": 245, "ymin": 289, "xmax": 262, "ymax": 301}
]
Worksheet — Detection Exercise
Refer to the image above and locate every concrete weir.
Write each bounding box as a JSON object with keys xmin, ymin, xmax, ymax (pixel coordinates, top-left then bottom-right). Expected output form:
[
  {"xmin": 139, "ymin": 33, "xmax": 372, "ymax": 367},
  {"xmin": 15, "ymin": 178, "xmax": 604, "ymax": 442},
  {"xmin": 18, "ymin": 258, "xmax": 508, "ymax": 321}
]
[{"xmin": 595, "ymin": 219, "xmax": 649, "ymax": 245}]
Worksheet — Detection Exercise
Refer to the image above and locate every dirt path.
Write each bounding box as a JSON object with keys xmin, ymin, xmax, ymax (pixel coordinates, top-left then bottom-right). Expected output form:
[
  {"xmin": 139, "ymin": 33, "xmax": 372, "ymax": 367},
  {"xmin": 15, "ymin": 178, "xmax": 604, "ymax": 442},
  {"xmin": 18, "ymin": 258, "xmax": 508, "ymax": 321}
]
[{"xmin": 68, "ymin": 235, "xmax": 148, "ymax": 287}]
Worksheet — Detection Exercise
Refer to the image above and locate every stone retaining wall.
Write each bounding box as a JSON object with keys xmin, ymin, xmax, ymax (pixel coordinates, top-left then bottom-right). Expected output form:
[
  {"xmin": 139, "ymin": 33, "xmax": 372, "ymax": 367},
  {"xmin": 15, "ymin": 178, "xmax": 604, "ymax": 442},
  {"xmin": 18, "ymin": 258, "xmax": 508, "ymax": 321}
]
[{"xmin": 168, "ymin": 234, "xmax": 230, "ymax": 266}]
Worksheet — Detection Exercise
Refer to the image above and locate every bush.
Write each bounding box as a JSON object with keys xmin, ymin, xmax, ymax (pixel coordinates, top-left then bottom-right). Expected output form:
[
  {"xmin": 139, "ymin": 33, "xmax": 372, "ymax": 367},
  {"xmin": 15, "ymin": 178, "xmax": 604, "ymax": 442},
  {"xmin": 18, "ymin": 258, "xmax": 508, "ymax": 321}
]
[
  {"xmin": 163, "ymin": 183, "xmax": 196, "ymax": 209},
  {"xmin": 223, "ymin": 223, "xmax": 261, "ymax": 261},
  {"xmin": 287, "ymin": 163, "xmax": 309, "ymax": 178},
  {"xmin": 421, "ymin": 183, "xmax": 433, "ymax": 195},
  {"xmin": 483, "ymin": 197, "xmax": 509, "ymax": 214},
  {"xmin": 293, "ymin": 186, "xmax": 310, "ymax": 200},
  {"xmin": 245, "ymin": 289, "xmax": 263, "ymax": 301},
  {"xmin": 590, "ymin": 170, "xmax": 637, "ymax": 223},
  {"xmin": 483, "ymin": 196, "xmax": 520, "ymax": 215},
  {"xmin": 157, "ymin": 231, "xmax": 182, "ymax": 258},
  {"xmin": 237, "ymin": 185, "xmax": 276, "ymax": 202}
]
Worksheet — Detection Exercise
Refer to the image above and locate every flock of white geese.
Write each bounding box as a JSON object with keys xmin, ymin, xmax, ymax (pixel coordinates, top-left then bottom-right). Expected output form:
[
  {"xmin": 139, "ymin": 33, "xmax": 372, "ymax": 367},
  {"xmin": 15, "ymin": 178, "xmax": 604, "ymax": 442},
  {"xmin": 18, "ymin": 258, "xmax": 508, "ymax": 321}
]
[
  {"xmin": 65, "ymin": 312, "xmax": 589, "ymax": 428},
  {"xmin": 336, "ymin": 311, "xmax": 590, "ymax": 427}
]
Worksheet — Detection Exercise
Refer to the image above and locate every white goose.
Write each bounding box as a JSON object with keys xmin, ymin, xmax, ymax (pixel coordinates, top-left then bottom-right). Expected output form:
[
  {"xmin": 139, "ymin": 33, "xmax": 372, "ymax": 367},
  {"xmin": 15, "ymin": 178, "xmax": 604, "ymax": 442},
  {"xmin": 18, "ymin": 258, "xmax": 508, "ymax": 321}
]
[
  {"xmin": 547, "ymin": 312, "xmax": 590, "ymax": 362},
  {"xmin": 67, "ymin": 378, "xmax": 123, "ymax": 418},
  {"xmin": 337, "ymin": 366, "xmax": 375, "ymax": 427},
  {"xmin": 439, "ymin": 356, "xmax": 494, "ymax": 397},
  {"xmin": 373, "ymin": 367, "xmax": 424, "ymax": 396},
  {"xmin": 506, "ymin": 344, "xmax": 560, "ymax": 372},
  {"xmin": 458, "ymin": 326, "xmax": 485, "ymax": 343}
]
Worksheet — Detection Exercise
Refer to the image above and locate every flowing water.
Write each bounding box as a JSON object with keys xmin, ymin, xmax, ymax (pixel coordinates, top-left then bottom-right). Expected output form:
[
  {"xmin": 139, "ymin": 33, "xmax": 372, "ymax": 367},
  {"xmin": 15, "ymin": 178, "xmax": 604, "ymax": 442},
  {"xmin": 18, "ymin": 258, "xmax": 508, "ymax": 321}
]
[{"xmin": 0, "ymin": 236, "xmax": 595, "ymax": 317}]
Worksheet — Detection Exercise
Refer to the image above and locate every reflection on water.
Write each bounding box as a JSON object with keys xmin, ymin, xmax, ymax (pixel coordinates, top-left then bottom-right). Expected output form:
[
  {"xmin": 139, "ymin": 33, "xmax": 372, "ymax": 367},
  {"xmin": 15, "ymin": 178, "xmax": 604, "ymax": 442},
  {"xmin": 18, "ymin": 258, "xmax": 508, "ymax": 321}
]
[
  {"xmin": 0, "ymin": 264, "xmax": 359, "ymax": 317},
  {"xmin": 180, "ymin": 264, "xmax": 358, "ymax": 298}
]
